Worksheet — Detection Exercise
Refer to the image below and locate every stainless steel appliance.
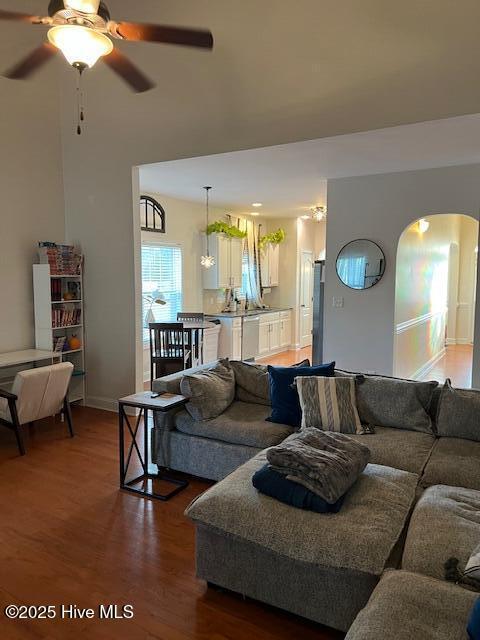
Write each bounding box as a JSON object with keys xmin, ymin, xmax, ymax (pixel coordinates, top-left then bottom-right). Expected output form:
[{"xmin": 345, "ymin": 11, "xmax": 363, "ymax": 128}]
[
  {"xmin": 312, "ymin": 260, "xmax": 325, "ymax": 365},
  {"xmin": 242, "ymin": 315, "xmax": 260, "ymax": 361}
]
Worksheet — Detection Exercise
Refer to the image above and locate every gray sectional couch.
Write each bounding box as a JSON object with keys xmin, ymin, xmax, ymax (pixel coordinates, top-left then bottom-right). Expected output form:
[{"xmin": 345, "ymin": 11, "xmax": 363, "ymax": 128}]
[
  {"xmin": 152, "ymin": 360, "xmax": 480, "ymax": 637},
  {"xmin": 151, "ymin": 361, "xmax": 293, "ymax": 480}
]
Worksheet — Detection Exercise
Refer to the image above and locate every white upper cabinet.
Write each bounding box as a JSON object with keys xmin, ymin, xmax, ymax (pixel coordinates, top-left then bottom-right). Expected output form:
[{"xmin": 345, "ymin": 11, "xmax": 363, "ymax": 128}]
[
  {"xmin": 229, "ymin": 237, "xmax": 244, "ymax": 289},
  {"xmin": 269, "ymin": 244, "xmax": 280, "ymax": 287},
  {"xmin": 260, "ymin": 243, "xmax": 280, "ymax": 287},
  {"xmin": 203, "ymin": 233, "xmax": 244, "ymax": 290}
]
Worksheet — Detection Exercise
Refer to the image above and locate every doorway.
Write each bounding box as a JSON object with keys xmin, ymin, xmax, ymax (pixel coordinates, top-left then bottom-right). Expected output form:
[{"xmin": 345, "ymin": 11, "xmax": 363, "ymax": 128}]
[
  {"xmin": 394, "ymin": 214, "xmax": 478, "ymax": 387},
  {"xmin": 299, "ymin": 250, "xmax": 314, "ymax": 348}
]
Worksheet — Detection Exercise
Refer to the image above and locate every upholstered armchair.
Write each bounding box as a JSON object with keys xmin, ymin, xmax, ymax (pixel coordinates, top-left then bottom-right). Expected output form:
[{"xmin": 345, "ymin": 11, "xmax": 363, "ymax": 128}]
[{"xmin": 0, "ymin": 362, "xmax": 74, "ymax": 455}]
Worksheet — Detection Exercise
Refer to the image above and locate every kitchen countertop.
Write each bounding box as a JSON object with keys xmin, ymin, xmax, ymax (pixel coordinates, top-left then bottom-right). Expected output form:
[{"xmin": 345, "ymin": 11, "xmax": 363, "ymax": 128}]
[{"xmin": 206, "ymin": 308, "xmax": 292, "ymax": 318}]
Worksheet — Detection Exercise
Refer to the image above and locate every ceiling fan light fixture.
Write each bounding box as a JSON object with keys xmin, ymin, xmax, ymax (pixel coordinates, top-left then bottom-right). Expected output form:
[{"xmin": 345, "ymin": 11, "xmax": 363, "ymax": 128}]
[
  {"xmin": 64, "ymin": 0, "xmax": 101, "ymax": 15},
  {"xmin": 48, "ymin": 24, "xmax": 113, "ymax": 69}
]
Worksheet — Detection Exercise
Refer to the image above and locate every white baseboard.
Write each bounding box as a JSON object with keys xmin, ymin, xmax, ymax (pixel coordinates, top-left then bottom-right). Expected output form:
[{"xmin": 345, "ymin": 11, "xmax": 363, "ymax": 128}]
[
  {"xmin": 446, "ymin": 337, "xmax": 473, "ymax": 346},
  {"xmin": 411, "ymin": 348, "xmax": 446, "ymax": 381},
  {"xmin": 85, "ymin": 395, "xmax": 118, "ymax": 413}
]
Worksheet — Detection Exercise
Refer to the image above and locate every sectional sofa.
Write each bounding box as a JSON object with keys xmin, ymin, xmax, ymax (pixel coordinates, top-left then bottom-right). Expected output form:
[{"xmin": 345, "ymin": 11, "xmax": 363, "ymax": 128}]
[{"xmin": 152, "ymin": 360, "xmax": 480, "ymax": 637}]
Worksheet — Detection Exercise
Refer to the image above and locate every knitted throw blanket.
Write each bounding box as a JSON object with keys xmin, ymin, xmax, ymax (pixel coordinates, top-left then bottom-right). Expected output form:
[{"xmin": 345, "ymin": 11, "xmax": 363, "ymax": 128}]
[{"xmin": 266, "ymin": 428, "xmax": 370, "ymax": 504}]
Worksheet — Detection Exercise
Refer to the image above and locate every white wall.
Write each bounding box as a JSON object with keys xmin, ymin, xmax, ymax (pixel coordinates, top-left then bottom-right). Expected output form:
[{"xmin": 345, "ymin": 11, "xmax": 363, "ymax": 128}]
[
  {"xmin": 457, "ymin": 216, "xmax": 479, "ymax": 343},
  {"xmin": 324, "ymin": 164, "xmax": 480, "ymax": 387},
  {"xmin": 394, "ymin": 214, "xmax": 461, "ymax": 379},
  {"xmin": 0, "ymin": 74, "xmax": 65, "ymax": 353}
]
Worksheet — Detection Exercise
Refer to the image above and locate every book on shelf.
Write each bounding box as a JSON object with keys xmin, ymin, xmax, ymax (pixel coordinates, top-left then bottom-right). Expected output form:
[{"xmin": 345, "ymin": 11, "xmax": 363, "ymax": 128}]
[
  {"xmin": 53, "ymin": 336, "xmax": 67, "ymax": 353},
  {"xmin": 50, "ymin": 279, "xmax": 82, "ymax": 302},
  {"xmin": 38, "ymin": 242, "xmax": 83, "ymax": 276},
  {"xmin": 51, "ymin": 308, "xmax": 82, "ymax": 328}
]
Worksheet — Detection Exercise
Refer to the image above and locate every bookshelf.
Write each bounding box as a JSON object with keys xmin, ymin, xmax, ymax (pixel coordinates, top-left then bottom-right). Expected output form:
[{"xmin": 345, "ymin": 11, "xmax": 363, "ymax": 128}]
[{"xmin": 33, "ymin": 264, "xmax": 86, "ymax": 404}]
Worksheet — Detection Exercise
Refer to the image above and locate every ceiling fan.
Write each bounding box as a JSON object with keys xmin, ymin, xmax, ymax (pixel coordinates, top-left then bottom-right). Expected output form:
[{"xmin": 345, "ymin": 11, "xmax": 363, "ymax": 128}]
[{"xmin": 0, "ymin": 0, "xmax": 214, "ymax": 92}]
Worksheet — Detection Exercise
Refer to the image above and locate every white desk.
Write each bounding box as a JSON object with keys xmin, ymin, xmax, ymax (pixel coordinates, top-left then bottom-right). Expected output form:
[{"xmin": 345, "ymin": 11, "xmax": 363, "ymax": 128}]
[{"xmin": 0, "ymin": 350, "xmax": 60, "ymax": 370}]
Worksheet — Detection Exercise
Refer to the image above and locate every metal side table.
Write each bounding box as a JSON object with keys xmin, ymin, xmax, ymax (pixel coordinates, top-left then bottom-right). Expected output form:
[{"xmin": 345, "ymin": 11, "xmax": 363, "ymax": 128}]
[{"xmin": 119, "ymin": 391, "xmax": 188, "ymax": 500}]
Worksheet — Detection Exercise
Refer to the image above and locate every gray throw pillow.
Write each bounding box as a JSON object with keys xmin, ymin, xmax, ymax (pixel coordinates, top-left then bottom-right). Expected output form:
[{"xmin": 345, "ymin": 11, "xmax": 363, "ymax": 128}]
[
  {"xmin": 230, "ymin": 361, "xmax": 270, "ymax": 406},
  {"xmin": 230, "ymin": 359, "xmax": 311, "ymax": 406},
  {"xmin": 436, "ymin": 379, "xmax": 480, "ymax": 441},
  {"xmin": 296, "ymin": 376, "xmax": 364, "ymax": 434},
  {"xmin": 337, "ymin": 371, "xmax": 438, "ymax": 433},
  {"xmin": 180, "ymin": 359, "xmax": 235, "ymax": 421}
]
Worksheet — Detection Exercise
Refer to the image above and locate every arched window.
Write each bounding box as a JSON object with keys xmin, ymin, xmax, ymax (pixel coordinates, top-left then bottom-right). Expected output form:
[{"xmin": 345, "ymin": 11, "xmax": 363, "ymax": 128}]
[{"xmin": 140, "ymin": 195, "xmax": 165, "ymax": 233}]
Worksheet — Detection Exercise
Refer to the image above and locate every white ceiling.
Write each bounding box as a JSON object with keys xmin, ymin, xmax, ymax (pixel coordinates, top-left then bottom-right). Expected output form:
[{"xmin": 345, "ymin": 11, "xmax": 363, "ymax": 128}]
[{"xmin": 139, "ymin": 114, "xmax": 480, "ymax": 218}]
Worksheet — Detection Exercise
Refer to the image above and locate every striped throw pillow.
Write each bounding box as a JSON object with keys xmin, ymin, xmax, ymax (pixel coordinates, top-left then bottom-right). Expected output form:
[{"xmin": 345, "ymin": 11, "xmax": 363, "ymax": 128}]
[{"xmin": 296, "ymin": 376, "xmax": 363, "ymax": 434}]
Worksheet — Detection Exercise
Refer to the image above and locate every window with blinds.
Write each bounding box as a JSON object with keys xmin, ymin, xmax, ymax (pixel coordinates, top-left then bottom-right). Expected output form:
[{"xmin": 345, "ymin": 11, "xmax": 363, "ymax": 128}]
[{"xmin": 141, "ymin": 243, "xmax": 182, "ymax": 342}]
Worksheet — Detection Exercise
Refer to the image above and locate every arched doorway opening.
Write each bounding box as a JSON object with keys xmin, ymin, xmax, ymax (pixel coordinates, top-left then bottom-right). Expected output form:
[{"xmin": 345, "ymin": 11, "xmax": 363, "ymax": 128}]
[{"xmin": 394, "ymin": 214, "xmax": 478, "ymax": 387}]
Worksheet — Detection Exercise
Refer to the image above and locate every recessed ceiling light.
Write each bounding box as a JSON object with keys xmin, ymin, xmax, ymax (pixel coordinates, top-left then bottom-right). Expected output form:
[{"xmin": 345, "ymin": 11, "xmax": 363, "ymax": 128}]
[
  {"xmin": 252, "ymin": 203, "xmax": 262, "ymax": 208},
  {"xmin": 250, "ymin": 211, "xmax": 260, "ymax": 216},
  {"xmin": 300, "ymin": 215, "xmax": 310, "ymax": 220}
]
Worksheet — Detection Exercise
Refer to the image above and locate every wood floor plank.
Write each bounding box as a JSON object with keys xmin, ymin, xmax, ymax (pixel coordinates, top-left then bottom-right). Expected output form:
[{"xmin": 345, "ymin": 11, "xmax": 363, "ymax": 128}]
[{"xmin": 0, "ymin": 407, "xmax": 342, "ymax": 640}]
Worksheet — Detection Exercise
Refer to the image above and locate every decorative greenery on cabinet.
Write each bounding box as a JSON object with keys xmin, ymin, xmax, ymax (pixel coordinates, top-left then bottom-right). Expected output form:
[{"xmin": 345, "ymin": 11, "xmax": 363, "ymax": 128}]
[
  {"xmin": 206, "ymin": 221, "xmax": 247, "ymax": 238},
  {"xmin": 259, "ymin": 228, "xmax": 286, "ymax": 250}
]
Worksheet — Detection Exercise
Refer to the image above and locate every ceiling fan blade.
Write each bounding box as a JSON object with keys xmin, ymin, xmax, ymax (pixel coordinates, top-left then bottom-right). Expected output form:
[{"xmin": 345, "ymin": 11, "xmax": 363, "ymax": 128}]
[
  {"xmin": 109, "ymin": 21, "xmax": 213, "ymax": 49},
  {"xmin": 4, "ymin": 43, "xmax": 57, "ymax": 80},
  {"xmin": 0, "ymin": 9, "xmax": 45, "ymax": 24},
  {"xmin": 103, "ymin": 48, "xmax": 154, "ymax": 93}
]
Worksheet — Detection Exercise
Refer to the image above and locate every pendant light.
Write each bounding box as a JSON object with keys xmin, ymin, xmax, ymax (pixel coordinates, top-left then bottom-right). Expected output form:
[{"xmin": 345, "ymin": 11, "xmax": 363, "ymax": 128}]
[{"xmin": 201, "ymin": 186, "xmax": 215, "ymax": 269}]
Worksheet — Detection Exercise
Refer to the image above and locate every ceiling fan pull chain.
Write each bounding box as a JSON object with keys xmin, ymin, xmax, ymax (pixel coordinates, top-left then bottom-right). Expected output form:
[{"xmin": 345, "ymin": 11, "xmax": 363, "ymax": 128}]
[
  {"xmin": 75, "ymin": 70, "xmax": 82, "ymax": 135},
  {"xmin": 75, "ymin": 68, "xmax": 86, "ymax": 135}
]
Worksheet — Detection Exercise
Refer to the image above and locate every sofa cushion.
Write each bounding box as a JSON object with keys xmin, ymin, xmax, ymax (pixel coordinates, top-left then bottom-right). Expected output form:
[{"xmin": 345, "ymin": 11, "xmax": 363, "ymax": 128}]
[
  {"xmin": 267, "ymin": 362, "xmax": 335, "ymax": 428},
  {"xmin": 296, "ymin": 375, "xmax": 363, "ymax": 434},
  {"xmin": 336, "ymin": 370, "xmax": 438, "ymax": 433},
  {"xmin": 174, "ymin": 401, "xmax": 292, "ymax": 449},
  {"xmin": 230, "ymin": 360, "xmax": 270, "ymax": 406},
  {"xmin": 402, "ymin": 485, "xmax": 480, "ymax": 581},
  {"xmin": 348, "ymin": 426, "xmax": 435, "ymax": 475},
  {"xmin": 345, "ymin": 570, "xmax": 477, "ymax": 640},
  {"xmin": 436, "ymin": 380, "xmax": 480, "ymax": 441},
  {"xmin": 422, "ymin": 438, "xmax": 480, "ymax": 492},
  {"xmin": 153, "ymin": 361, "xmax": 221, "ymax": 395},
  {"xmin": 186, "ymin": 452, "xmax": 419, "ymax": 576},
  {"xmin": 180, "ymin": 359, "xmax": 235, "ymax": 421}
]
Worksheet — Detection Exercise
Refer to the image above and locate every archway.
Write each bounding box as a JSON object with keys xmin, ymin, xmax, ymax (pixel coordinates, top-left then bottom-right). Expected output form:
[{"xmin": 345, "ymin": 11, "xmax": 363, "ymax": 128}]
[{"xmin": 394, "ymin": 214, "xmax": 478, "ymax": 387}]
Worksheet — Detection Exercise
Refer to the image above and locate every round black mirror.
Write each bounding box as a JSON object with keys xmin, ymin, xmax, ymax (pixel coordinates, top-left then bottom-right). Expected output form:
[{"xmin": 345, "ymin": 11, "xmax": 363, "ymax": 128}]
[{"xmin": 336, "ymin": 239, "xmax": 386, "ymax": 290}]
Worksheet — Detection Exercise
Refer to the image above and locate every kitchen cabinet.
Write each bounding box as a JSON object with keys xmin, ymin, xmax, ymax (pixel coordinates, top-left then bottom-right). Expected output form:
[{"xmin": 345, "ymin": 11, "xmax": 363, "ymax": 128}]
[
  {"xmin": 209, "ymin": 316, "xmax": 243, "ymax": 360},
  {"xmin": 203, "ymin": 325, "xmax": 221, "ymax": 363},
  {"xmin": 279, "ymin": 310, "xmax": 292, "ymax": 348},
  {"xmin": 258, "ymin": 321, "xmax": 271, "ymax": 356},
  {"xmin": 229, "ymin": 237, "xmax": 243, "ymax": 289},
  {"xmin": 259, "ymin": 312, "xmax": 281, "ymax": 355},
  {"xmin": 232, "ymin": 322, "xmax": 242, "ymax": 360},
  {"xmin": 259, "ymin": 310, "xmax": 291, "ymax": 356},
  {"xmin": 203, "ymin": 233, "xmax": 244, "ymax": 290},
  {"xmin": 261, "ymin": 243, "xmax": 280, "ymax": 287}
]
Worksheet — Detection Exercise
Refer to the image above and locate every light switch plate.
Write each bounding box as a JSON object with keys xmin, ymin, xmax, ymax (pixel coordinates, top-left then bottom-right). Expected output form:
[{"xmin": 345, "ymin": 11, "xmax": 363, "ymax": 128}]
[{"xmin": 333, "ymin": 296, "xmax": 344, "ymax": 308}]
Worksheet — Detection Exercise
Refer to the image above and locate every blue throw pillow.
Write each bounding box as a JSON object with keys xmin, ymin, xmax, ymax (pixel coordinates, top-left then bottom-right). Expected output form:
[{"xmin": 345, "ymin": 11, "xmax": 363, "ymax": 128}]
[
  {"xmin": 252, "ymin": 464, "xmax": 344, "ymax": 513},
  {"xmin": 267, "ymin": 362, "xmax": 335, "ymax": 427},
  {"xmin": 468, "ymin": 598, "xmax": 480, "ymax": 640}
]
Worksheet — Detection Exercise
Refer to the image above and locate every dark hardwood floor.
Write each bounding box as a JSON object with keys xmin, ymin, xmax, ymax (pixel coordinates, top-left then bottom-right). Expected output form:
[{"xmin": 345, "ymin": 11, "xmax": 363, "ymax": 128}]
[{"xmin": 0, "ymin": 407, "xmax": 343, "ymax": 640}]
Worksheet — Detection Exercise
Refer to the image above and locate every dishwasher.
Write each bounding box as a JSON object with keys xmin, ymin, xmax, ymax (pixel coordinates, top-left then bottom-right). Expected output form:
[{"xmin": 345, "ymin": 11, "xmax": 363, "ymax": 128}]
[{"xmin": 241, "ymin": 315, "xmax": 260, "ymax": 361}]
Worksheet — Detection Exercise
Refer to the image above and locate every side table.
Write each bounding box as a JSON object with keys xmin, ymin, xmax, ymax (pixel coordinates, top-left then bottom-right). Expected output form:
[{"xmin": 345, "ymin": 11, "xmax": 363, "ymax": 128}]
[{"xmin": 119, "ymin": 391, "xmax": 188, "ymax": 500}]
